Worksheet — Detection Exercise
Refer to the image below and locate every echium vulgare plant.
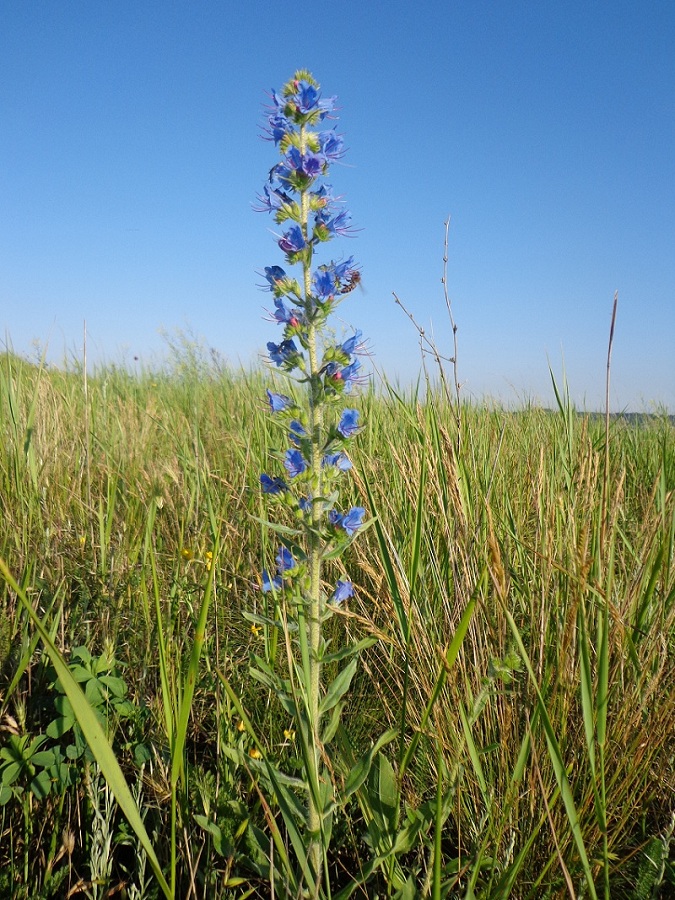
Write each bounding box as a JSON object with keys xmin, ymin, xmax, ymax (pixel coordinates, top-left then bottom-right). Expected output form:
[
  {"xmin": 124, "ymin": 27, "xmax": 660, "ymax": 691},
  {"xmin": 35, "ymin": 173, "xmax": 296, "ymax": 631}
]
[{"xmin": 253, "ymin": 70, "xmax": 368, "ymax": 893}]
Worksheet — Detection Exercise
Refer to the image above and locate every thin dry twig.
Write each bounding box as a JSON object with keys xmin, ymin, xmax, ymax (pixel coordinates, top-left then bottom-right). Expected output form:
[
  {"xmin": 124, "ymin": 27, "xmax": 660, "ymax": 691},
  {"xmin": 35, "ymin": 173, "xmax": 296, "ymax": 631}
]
[{"xmin": 601, "ymin": 291, "xmax": 619, "ymax": 551}]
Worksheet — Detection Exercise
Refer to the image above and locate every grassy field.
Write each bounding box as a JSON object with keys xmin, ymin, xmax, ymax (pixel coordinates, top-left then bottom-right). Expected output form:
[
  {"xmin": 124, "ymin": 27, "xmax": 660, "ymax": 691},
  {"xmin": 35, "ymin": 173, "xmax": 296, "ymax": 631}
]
[{"xmin": 1, "ymin": 346, "xmax": 674, "ymax": 898}]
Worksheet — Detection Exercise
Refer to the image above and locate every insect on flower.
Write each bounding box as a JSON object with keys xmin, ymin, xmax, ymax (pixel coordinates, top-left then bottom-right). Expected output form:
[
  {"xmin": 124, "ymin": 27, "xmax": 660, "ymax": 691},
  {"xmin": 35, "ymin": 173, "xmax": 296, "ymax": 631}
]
[{"xmin": 339, "ymin": 270, "xmax": 362, "ymax": 295}]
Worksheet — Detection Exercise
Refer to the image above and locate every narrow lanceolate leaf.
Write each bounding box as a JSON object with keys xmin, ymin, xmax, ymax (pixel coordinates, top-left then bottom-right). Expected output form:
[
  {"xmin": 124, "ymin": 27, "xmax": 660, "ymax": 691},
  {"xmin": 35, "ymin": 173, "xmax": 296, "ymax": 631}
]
[
  {"xmin": 319, "ymin": 657, "xmax": 358, "ymax": 716},
  {"xmin": 0, "ymin": 560, "xmax": 171, "ymax": 900},
  {"xmin": 319, "ymin": 635, "xmax": 377, "ymax": 665},
  {"xmin": 342, "ymin": 728, "xmax": 399, "ymax": 800}
]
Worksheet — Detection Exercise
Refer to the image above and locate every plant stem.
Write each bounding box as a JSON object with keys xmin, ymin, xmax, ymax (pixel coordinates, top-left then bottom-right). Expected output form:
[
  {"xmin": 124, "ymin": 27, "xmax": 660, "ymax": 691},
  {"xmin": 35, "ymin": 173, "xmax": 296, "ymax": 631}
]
[{"xmin": 301, "ymin": 121, "xmax": 324, "ymax": 889}]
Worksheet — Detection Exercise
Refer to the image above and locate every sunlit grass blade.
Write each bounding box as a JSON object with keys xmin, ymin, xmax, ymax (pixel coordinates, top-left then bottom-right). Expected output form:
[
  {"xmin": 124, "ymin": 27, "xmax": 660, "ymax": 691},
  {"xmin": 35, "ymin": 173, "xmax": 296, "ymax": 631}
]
[{"xmin": 500, "ymin": 600, "xmax": 598, "ymax": 900}]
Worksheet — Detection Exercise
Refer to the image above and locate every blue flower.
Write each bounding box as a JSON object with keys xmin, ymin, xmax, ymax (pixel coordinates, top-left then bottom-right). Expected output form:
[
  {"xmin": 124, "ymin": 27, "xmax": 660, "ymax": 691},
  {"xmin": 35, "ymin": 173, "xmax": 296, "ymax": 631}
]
[
  {"xmin": 266, "ymin": 113, "xmax": 292, "ymax": 145},
  {"xmin": 318, "ymin": 131, "xmax": 345, "ymax": 161},
  {"xmin": 329, "ymin": 507, "xmax": 365, "ymax": 536},
  {"xmin": 267, "ymin": 390, "xmax": 293, "ymax": 412},
  {"xmin": 313, "ymin": 268, "xmax": 338, "ymax": 302},
  {"xmin": 326, "ymin": 358, "xmax": 364, "ymax": 393},
  {"xmin": 290, "ymin": 81, "xmax": 336, "ymax": 118},
  {"xmin": 314, "ymin": 209, "xmax": 352, "ymax": 240},
  {"xmin": 278, "ymin": 225, "xmax": 306, "ymax": 255},
  {"xmin": 339, "ymin": 359, "xmax": 363, "ymax": 392},
  {"xmin": 331, "ymin": 580, "xmax": 354, "ymax": 604},
  {"xmin": 260, "ymin": 473, "xmax": 287, "ymax": 494},
  {"xmin": 286, "ymin": 147, "xmax": 323, "ymax": 180},
  {"xmin": 264, "ymin": 265, "xmax": 288, "ymax": 288},
  {"xmin": 342, "ymin": 507, "xmax": 365, "ymax": 535},
  {"xmin": 254, "ymin": 185, "xmax": 294, "ymax": 213},
  {"xmin": 275, "ymin": 546, "xmax": 296, "ymax": 573},
  {"xmin": 337, "ymin": 408, "xmax": 360, "ymax": 438},
  {"xmin": 262, "ymin": 569, "xmax": 282, "ymax": 592},
  {"xmin": 267, "ymin": 339, "xmax": 298, "ymax": 366},
  {"xmin": 322, "ymin": 452, "xmax": 352, "ymax": 471},
  {"xmin": 294, "ymin": 82, "xmax": 320, "ymax": 113},
  {"xmin": 284, "ymin": 448, "xmax": 308, "ymax": 478},
  {"xmin": 332, "ymin": 257, "xmax": 356, "ymax": 281},
  {"xmin": 340, "ymin": 330, "xmax": 363, "ymax": 356},
  {"xmin": 311, "ymin": 184, "xmax": 333, "ymax": 207},
  {"xmin": 289, "ymin": 420, "xmax": 307, "ymax": 446},
  {"xmin": 273, "ymin": 298, "xmax": 303, "ymax": 327},
  {"xmin": 270, "ymin": 162, "xmax": 294, "ymax": 190}
]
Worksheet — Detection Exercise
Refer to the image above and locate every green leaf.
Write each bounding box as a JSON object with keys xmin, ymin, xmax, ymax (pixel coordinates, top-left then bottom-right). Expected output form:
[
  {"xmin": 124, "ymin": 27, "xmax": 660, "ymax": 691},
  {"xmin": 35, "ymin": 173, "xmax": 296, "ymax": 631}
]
[
  {"xmin": 1, "ymin": 762, "xmax": 22, "ymax": 786},
  {"xmin": 342, "ymin": 728, "xmax": 398, "ymax": 800},
  {"xmin": 319, "ymin": 657, "xmax": 358, "ymax": 716},
  {"xmin": 99, "ymin": 675, "xmax": 127, "ymax": 698},
  {"xmin": 319, "ymin": 635, "xmax": 377, "ymax": 665},
  {"xmin": 321, "ymin": 701, "xmax": 345, "ymax": 745},
  {"xmin": 30, "ymin": 769, "xmax": 52, "ymax": 799},
  {"xmin": 249, "ymin": 514, "xmax": 303, "ymax": 537},
  {"xmin": 30, "ymin": 750, "xmax": 56, "ymax": 768}
]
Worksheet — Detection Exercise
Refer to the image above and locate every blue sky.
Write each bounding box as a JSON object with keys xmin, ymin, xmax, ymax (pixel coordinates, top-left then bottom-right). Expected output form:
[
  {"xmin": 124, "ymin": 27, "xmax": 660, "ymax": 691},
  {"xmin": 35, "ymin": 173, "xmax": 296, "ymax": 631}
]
[{"xmin": 2, "ymin": 2, "xmax": 674, "ymax": 410}]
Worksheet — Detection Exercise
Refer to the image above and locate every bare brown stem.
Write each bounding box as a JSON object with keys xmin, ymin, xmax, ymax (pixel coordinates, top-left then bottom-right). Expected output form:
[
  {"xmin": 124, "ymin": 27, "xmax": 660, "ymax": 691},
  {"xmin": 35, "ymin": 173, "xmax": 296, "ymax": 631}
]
[{"xmin": 601, "ymin": 291, "xmax": 619, "ymax": 552}]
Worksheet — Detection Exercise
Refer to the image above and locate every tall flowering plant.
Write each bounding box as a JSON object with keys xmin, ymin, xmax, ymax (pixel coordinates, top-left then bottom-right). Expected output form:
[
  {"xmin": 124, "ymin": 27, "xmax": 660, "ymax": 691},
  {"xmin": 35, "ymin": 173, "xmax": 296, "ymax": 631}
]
[{"xmin": 252, "ymin": 70, "xmax": 368, "ymax": 893}]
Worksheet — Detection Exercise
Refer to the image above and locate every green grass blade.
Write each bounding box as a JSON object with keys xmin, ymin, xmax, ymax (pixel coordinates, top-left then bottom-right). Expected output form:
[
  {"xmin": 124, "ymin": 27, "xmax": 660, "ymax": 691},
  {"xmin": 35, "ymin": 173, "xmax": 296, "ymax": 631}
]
[
  {"xmin": 363, "ymin": 476, "xmax": 409, "ymax": 644},
  {"xmin": 171, "ymin": 534, "xmax": 218, "ymax": 785},
  {"xmin": 501, "ymin": 601, "xmax": 598, "ymax": 900},
  {"xmin": 399, "ymin": 566, "xmax": 483, "ymax": 780}
]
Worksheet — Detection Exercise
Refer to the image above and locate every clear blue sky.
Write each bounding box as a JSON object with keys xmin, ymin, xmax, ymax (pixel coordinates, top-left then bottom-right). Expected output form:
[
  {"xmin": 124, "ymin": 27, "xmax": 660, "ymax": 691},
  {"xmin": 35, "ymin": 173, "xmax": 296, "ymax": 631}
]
[{"xmin": 2, "ymin": 2, "xmax": 674, "ymax": 410}]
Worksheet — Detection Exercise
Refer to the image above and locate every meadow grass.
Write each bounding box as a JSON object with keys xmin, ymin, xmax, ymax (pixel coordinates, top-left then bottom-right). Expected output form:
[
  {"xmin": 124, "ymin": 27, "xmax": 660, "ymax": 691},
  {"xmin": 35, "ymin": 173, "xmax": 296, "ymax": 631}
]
[{"xmin": 1, "ymin": 346, "xmax": 673, "ymax": 898}]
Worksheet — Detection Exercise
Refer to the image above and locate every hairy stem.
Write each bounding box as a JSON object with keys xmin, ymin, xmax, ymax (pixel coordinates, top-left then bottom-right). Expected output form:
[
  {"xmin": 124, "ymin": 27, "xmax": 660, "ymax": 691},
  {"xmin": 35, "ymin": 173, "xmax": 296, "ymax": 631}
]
[{"xmin": 300, "ymin": 121, "xmax": 324, "ymax": 889}]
